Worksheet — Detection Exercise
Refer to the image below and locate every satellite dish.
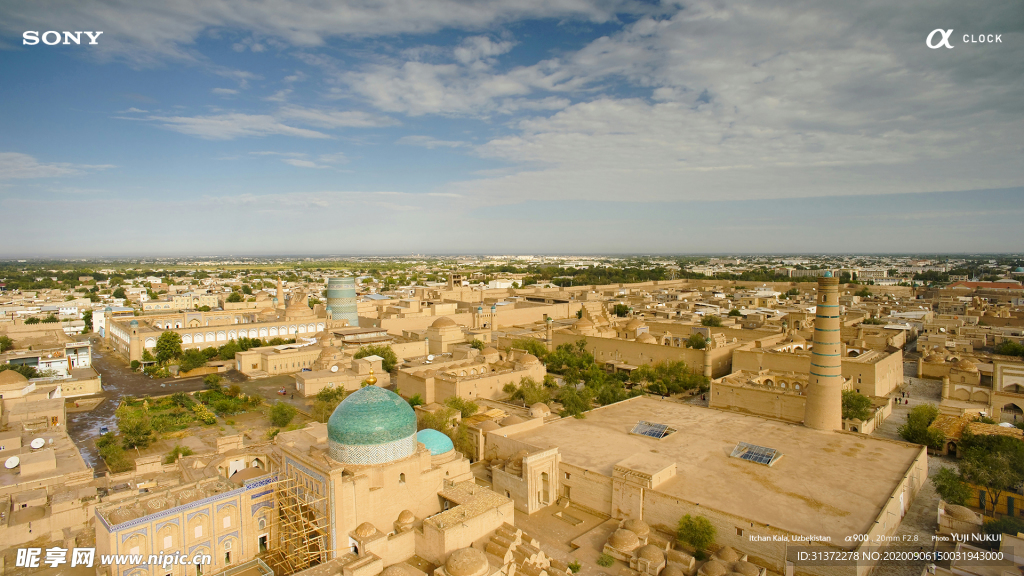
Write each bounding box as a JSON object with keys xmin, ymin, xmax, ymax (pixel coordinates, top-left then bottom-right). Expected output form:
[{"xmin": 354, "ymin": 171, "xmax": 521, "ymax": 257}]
[
  {"xmin": 30, "ymin": 438, "xmax": 45, "ymax": 449},
  {"xmin": 427, "ymin": 355, "xmax": 435, "ymax": 361},
  {"xmin": 5, "ymin": 456, "xmax": 19, "ymax": 469},
  {"xmin": 330, "ymin": 365, "xmax": 338, "ymax": 373}
]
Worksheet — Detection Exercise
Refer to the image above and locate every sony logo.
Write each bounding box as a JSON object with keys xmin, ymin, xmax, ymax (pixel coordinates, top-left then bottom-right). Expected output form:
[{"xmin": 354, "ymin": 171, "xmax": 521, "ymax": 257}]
[{"xmin": 23, "ymin": 31, "xmax": 104, "ymax": 45}]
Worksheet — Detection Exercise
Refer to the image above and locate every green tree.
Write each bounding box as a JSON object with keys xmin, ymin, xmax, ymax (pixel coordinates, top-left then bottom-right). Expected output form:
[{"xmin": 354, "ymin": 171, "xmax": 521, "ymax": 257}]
[
  {"xmin": 354, "ymin": 344, "xmax": 398, "ymax": 372},
  {"xmin": 958, "ymin": 434, "xmax": 1024, "ymax": 516},
  {"xmin": 612, "ymin": 304, "xmax": 630, "ymax": 317},
  {"xmin": 855, "ymin": 287, "xmax": 872, "ymax": 298},
  {"xmin": 130, "ymin": 360, "xmax": 141, "ymax": 371},
  {"xmin": 203, "ymin": 374, "xmax": 223, "ymax": 390},
  {"xmin": 116, "ymin": 405, "xmax": 155, "ymax": 449},
  {"xmin": 557, "ymin": 385, "xmax": 592, "ymax": 418},
  {"xmin": 0, "ymin": 364, "xmax": 38, "ymax": 379},
  {"xmin": 897, "ymin": 403, "xmax": 944, "ymax": 449},
  {"xmin": 155, "ymin": 331, "xmax": 183, "ymax": 364},
  {"xmin": 686, "ymin": 333, "xmax": 706, "ymax": 349},
  {"xmin": 270, "ymin": 401, "xmax": 297, "ymax": 427},
  {"xmin": 469, "ymin": 339, "xmax": 486, "ymax": 350},
  {"xmin": 197, "ymin": 305, "xmax": 212, "ymax": 312},
  {"xmin": 82, "ymin": 310, "xmax": 93, "ymax": 332},
  {"xmin": 178, "ymin": 349, "xmax": 207, "ymax": 372},
  {"xmin": 700, "ymin": 315, "xmax": 722, "ymax": 327},
  {"xmin": 444, "ymin": 396, "xmax": 479, "ymax": 418},
  {"xmin": 0, "ymin": 336, "xmax": 13, "ymax": 353},
  {"xmin": 164, "ymin": 445, "xmax": 195, "ymax": 464},
  {"xmin": 507, "ymin": 376, "xmax": 551, "ymax": 405},
  {"xmin": 41, "ymin": 314, "xmax": 59, "ymax": 323},
  {"xmin": 511, "ymin": 337, "xmax": 550, "ymax": 361},
  {"xmin": 728, "ymin": 309, "xmax": 742, "ymax": 317},
  {"xmin": 112, "ymin": 287, "xmax": 127, "ymax": 299},
  {"xmin": 24, "ymin": 317, "xmax": 40, "ymax": 324},
  {"xmin": 931, "ymin": 467, "xmax": 972, "ymax": 506},
  {"xmin": 677, "ymin": 514, "xmax": 716, "ymax": 552},
  {"xmin": 218, "ymin": 339, "xmax": 242, "ymax": 360},
  {"xmin": 841, "ymin": 390, "xmax": 873, "ymax": 421},
  {"xmin": 226, "ymin": 292, "xmax": 243, "ymax": 303}
]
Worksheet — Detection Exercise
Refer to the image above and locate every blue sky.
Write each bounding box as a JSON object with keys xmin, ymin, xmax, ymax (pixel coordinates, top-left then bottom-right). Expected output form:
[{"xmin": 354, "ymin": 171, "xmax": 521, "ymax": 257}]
[{"xmin": 1, "ymin": 0, "xmax": 1022, "ymax": 256}]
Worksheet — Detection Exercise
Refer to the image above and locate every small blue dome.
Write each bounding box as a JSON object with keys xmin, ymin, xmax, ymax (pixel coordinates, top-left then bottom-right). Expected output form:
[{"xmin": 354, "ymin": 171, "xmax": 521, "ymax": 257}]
[
  {"xmin": 129, "ymin": 319, "xmax": 139, "ymax": 326},
  {"xmin": 417, "ymin": 429, "xmax": 454, "ymax": 456},
  {"xmin": 823, "ymin": 271, "xmax": 833, "ymax": 278}
]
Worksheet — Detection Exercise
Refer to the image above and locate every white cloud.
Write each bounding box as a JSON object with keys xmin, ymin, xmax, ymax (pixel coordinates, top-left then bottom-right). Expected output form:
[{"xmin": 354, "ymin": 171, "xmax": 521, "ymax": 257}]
[
  {"xmin": 147, "ymin": 114, "xmax": 332, "ymax": 140},
  {"xmin": 397, "ymin": 135, "xmax": 469, "ymax": 149},
  {"xmin": 0, "ymin": 152, "xmax": 114, "ymax": 180},
  {"xmin": 283, "ymin": 158, "xmax": 324, "ymax": 168},
  {"xmin": 453, "ymin": 36, "xmax": 515, "ymax": 65},
  {"xmin": 278, "ymin": 105, "xmax": 398, "ymax": 128},
  {"xmin": 212, "ymin": 88, "xmax": 239, "ymax": 95},
  {"xmin": 265, "ymin": 89, "xmax": 292, "ymax": 102}
]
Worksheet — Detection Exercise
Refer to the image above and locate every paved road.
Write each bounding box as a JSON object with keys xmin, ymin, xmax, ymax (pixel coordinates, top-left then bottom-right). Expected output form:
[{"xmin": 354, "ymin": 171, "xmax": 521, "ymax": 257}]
[{"xmin": 66, "ymin": 338, "xmax": 245, "ymax": 473}]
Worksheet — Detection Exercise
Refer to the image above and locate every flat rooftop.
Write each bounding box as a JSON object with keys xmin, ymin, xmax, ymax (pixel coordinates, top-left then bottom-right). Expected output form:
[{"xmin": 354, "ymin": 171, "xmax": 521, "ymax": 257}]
[{"xmin": 507, "ymin": 396, "xmax": 923, "ymax": 546}]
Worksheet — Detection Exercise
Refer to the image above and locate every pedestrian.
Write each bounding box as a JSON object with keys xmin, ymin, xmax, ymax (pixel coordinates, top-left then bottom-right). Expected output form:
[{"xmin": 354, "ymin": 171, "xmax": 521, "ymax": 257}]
[{"xmin": 291, "ymin": 394, "xmax": 294, "ymax": 400}]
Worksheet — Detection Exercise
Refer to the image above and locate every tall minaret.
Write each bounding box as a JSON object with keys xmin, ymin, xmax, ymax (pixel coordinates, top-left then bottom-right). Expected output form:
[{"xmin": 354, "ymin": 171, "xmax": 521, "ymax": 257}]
[
  {"xmin": 804, "ymin": 273, "xmax": 843, "ymax": 431},
  {"xmin": 276, "ymin": 277, "xmax": 284, "ymax": 308}
]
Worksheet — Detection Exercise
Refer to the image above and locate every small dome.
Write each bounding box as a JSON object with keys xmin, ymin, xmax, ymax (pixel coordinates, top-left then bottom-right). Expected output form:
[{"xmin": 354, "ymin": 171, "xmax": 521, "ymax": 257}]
[
  {"xmin": 355, "ymin": 522, "xmax": 377, "ymax": 538},
  {"xmin": 417, "ymin": 429, "xmax": 454, "ymax": 456},
  {"xmin": 732, "ymin": 561, "xmax": 760, "ymax": 576},
  {"xmin": 663, "ymin": 567, "xmax": 685, "ymax": 576},
  {"xmin": 787, "ymin": 333, "xmax": 806, "ymax": 343},
  {"xmin": 474, "ymin": 420, "xmax": 501, "ymax": 432},
  {"xmin": 637, "ymin": 333, "xmax": 657, "ymax": 344},
  {"xmin": 501, "ymin": 415, "xmax": 527, "ymax": 426},
  {"xmin": 607, "ymin": 529, "xmax": 641, "ymax": 552},
  {"xmin": 621, "ymin": 518, "xmax": 650, "ymax": 539},
  {"xmin": 924, "ymin": 353, "xmax": 946, "ymax": 364},
  {"xmin": 445, "ymin": 547, "xmax": 489, "ymax": 576},
  {"xmin": 625, "ymin": 318, "xmax": 644, "ymax": 330},
  {"xmin": 700, "ymin": 560, "xmax": 728, "ymax": 576},
  {"xmin": 129, "ymin": 319, "xmax": 139, "ymax": 327},
  {"xmin": 944, "ymin": 504, "xmax": 978, "ymax": 522},
  {"xmin": 0, "ymin": 369, "xmax": 29, "ymax": 385},
  {"xmin": 520, "ymin": 354, "xmax": 541, "ymax": 365},
  {"xmin": 637, "ymin": 545, "xmax": 664, "ymax": 564},
  {"xmin": 397, "ymin": 510, "xmax": 415, "ymax": 525},
  {"xmin": 480, "ymin": 347, "xmax": 499, "ymax": 356},
  {"xmin": 953, "ymin": 358, "xmax": 978, "ymax": 372},
  {"xmin": 714, "ymin": 547, "xmax": 741, "ymax": 563},
  {"xmin": 529, "ymin": 403, "xmax": 551, "ymax": 417},
  {"xmin": 382, "ymin": 566, "xmax": 412, "ymax": 576},
  {"xmin": 431, "ymin": 317, "xmax": 458, "ymax": 328}
]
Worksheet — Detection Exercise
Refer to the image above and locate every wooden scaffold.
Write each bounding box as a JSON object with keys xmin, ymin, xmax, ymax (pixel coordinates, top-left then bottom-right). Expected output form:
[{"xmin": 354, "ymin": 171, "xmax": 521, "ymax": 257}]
[{"xmin": 261, "ymin": 476, "xmax": 333, "ymax": 575}]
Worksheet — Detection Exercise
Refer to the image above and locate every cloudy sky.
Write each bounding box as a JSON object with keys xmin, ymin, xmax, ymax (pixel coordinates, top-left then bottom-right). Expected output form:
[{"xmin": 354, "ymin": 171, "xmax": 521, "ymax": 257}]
[{"xmin": 0, "ymin": 0, "xmax": 1021, "ymax": 256}]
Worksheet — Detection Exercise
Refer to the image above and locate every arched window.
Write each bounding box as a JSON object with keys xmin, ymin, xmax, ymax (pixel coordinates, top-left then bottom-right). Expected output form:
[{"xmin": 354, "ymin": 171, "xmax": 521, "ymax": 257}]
[{"xmin": 399, "ymin": 473, "xmax": 406, "ymax": 484}]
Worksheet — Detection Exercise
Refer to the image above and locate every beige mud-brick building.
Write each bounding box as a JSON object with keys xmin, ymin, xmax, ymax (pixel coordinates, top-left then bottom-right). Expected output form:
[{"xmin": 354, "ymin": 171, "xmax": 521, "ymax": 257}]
[{"xmin": 494, "ymin": 396, "xmax": 927, "ymax": 576}]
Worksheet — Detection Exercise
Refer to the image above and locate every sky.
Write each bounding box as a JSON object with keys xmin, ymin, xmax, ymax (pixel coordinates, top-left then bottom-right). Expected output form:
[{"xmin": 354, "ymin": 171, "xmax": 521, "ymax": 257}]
[{"xmin": 0, "ymin": 0, "xmax": 1022, "ymax": 256}]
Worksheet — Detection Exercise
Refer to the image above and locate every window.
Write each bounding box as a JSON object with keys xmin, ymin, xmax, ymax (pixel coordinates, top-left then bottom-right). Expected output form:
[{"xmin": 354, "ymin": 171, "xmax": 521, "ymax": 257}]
[
  {"xmin": 223, "ymin": 516, "xmax": 231, "ymax": 528},
  {"xmin": 164, "ymin": 536, "xmax": 172, "ymax": 549},
  {"xmin": 258, "ymin": 518, "xmax": 267, "ymax": 530},
  {"xmin": 399, "ymin": 473, "xmax": 406, "ymax": 484},
  {"xmin": 564, "ymin": 472, "xmax": 571, "ymax": 480},
  {"xmin": 195, "ymin": 525, "xmax": 203, "ymax": 538},
  {"xmin": 736, "ymin": 528, "xmax": 744, "ymax": 536}
]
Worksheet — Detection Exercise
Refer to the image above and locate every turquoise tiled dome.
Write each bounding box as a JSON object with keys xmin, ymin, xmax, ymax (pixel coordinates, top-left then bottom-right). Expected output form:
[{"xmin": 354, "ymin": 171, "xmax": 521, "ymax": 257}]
[
  {"xmin": 417, "ymin": 429, "xmax": 454, "ymax": 456},
  {"xmin": 327, "ymin": 385, "xmax": 417, "ymax": 464}
]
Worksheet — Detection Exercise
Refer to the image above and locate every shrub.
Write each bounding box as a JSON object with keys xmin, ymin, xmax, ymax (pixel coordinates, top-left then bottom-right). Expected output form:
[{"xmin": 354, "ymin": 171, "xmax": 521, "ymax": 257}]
[
  {"xmin": 270, "ymin": 401, "xmax": 297, "ymax": 427},
  {"xmin": 354, "ymin": 344, "xmax": 398, "ymax": 372},
  {"xmin": 444, "ymin": 396, "xmax": 479, "ymax": 418},
  {"xmin": 596, "ymin": 554, "xmax": 615, "ymax": 568},
  {"xmin": 203, "ymin": 374, "xmax": 223, "ymax": 389},
  {"xmin": 841, "ymin": 390, "xmax": 874, "ymax": 421},
  {"xmin": 407, "ymin": 394, "xmax": 425, "ymax": 407},
  {"xmin": 130, "ymin": 360, "xmax": 141, "ymax": 371},
  {"xmin": 164, "ymin": 445, "xmax": 195, "ymax": 464},
  {"xmin": 469, "ymin": 339, "xmax": 485, "ymax": 350},
  {"xmin": 191, "ymin": 403, "xmax": 217, "ymax": 424},
  {"xmin": 700, "ymin": 315, "xmax": 722, "ymax": 327},
  {"xmin": 677, "ymin": 514, "xmax": 716, "ymax": 552},
  {"xmin": 686, "ymin": 333, "xmax": 706, "ymax": 349},
  {"xmin": 567, "ymin": 561, "xmax": 581, "ymax": 574}
]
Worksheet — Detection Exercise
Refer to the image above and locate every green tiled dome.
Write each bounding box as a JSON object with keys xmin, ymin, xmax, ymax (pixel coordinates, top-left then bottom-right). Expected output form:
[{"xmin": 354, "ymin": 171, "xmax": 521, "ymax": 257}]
[
  {"xmin": 327, "ymin": 385, "xmax": 416, "ymax": 447},
  {"xmin": 417, "ymin": 429, "xmax": 454, "ymax": 456}
]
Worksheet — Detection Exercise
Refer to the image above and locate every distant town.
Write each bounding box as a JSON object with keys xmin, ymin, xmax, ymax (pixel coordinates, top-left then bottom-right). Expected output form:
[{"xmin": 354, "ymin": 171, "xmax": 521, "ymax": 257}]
[{"xmin": 1, "ymin": 254, "xmax": 1022, "ymax": 576}]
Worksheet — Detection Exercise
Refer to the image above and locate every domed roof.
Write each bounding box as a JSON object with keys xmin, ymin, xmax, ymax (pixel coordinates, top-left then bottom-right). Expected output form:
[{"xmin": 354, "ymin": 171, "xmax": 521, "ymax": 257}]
[
  {"xmin": 953, "ymin": 358, "xmax": 978, "ymax": 372},
  {"xmin": 944, "ymin": 504, "xmax": 978, "ymax": 522},
  {"xmin": 501, "ymin": 415, "xmax": 527, "ymax": 426},
  {"xmin": 714, "ymin": 547, "xmax": 741, "ymax": 562},
  {"xmin": 637, "ymin": 333, "xmax": 658, "ymax": 344},
  {"xmin": 520, "ymin": 354, "xmax": 541, "ymax": 365},
  {"xmin": 529, "ymin": 403, "xmax": 551, "ymax": 417},
  {"xmin": 732, "ymin": 562, "xmax": 760, "ymax": 576},
  {"xmin": 621, "ymin": 518, "xmax": 650, "ymax": 539},
  {"xmin": 445, "ymin": 547, "xmax": 489, "ymax": 576},
  {"xmin": 607, "ymin": 528, "xmax": 641, "ymax": 551},
  {"xmin": 354, "ymin": 522, "xmax": 377, "ymax": 538},
  {"xmin": 397, "ymin": 510, "xmax": 415, "ymax": 525},
  {"xmin": 662, "ymin": 567, "xmax": 685, "ymax": 576},
  {"xmin": 327, "ymin": 385, "xmax": 416, "ymax": 451},
  {"xmin": 625, "ymin": 318, "xmax": 644, "ymax": 330},
  {"xmin": 381, "ymin": 565, "xmax": 412, "ymax": 576},
  {"xmin": 0, "ymin": 369, "xmax": 29, "ymax": 386},
  {"xmin": 431, "ymin": 317, "xmax": 458, "ymax": 329},
  {"xmin": 474, "ymin": 420, "xmax": 501, "ymax": 432},
  {"xmin": 637, "ymin": 545, "xmax": 664, "ymax": 563},
  {"xmin": 700, "ymin": 560, "xmax": 728, "ymax": 576},
  {"xmin": 924, "ymin": 353, "xmax": 946, "ymax": 364},
  {"xmin": 480, "ymin": 347, "xmax": 499, "ymax": 356},
  {"xmin": 417, "ymin": 429, "xmax": 454, "ymax": 456}
]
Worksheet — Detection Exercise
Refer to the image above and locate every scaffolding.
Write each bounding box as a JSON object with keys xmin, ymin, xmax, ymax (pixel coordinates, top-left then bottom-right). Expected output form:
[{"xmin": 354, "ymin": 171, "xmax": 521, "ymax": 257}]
[{"xmin": 261, "ymin": 476, "xmax": 332, "ymax": 576}]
